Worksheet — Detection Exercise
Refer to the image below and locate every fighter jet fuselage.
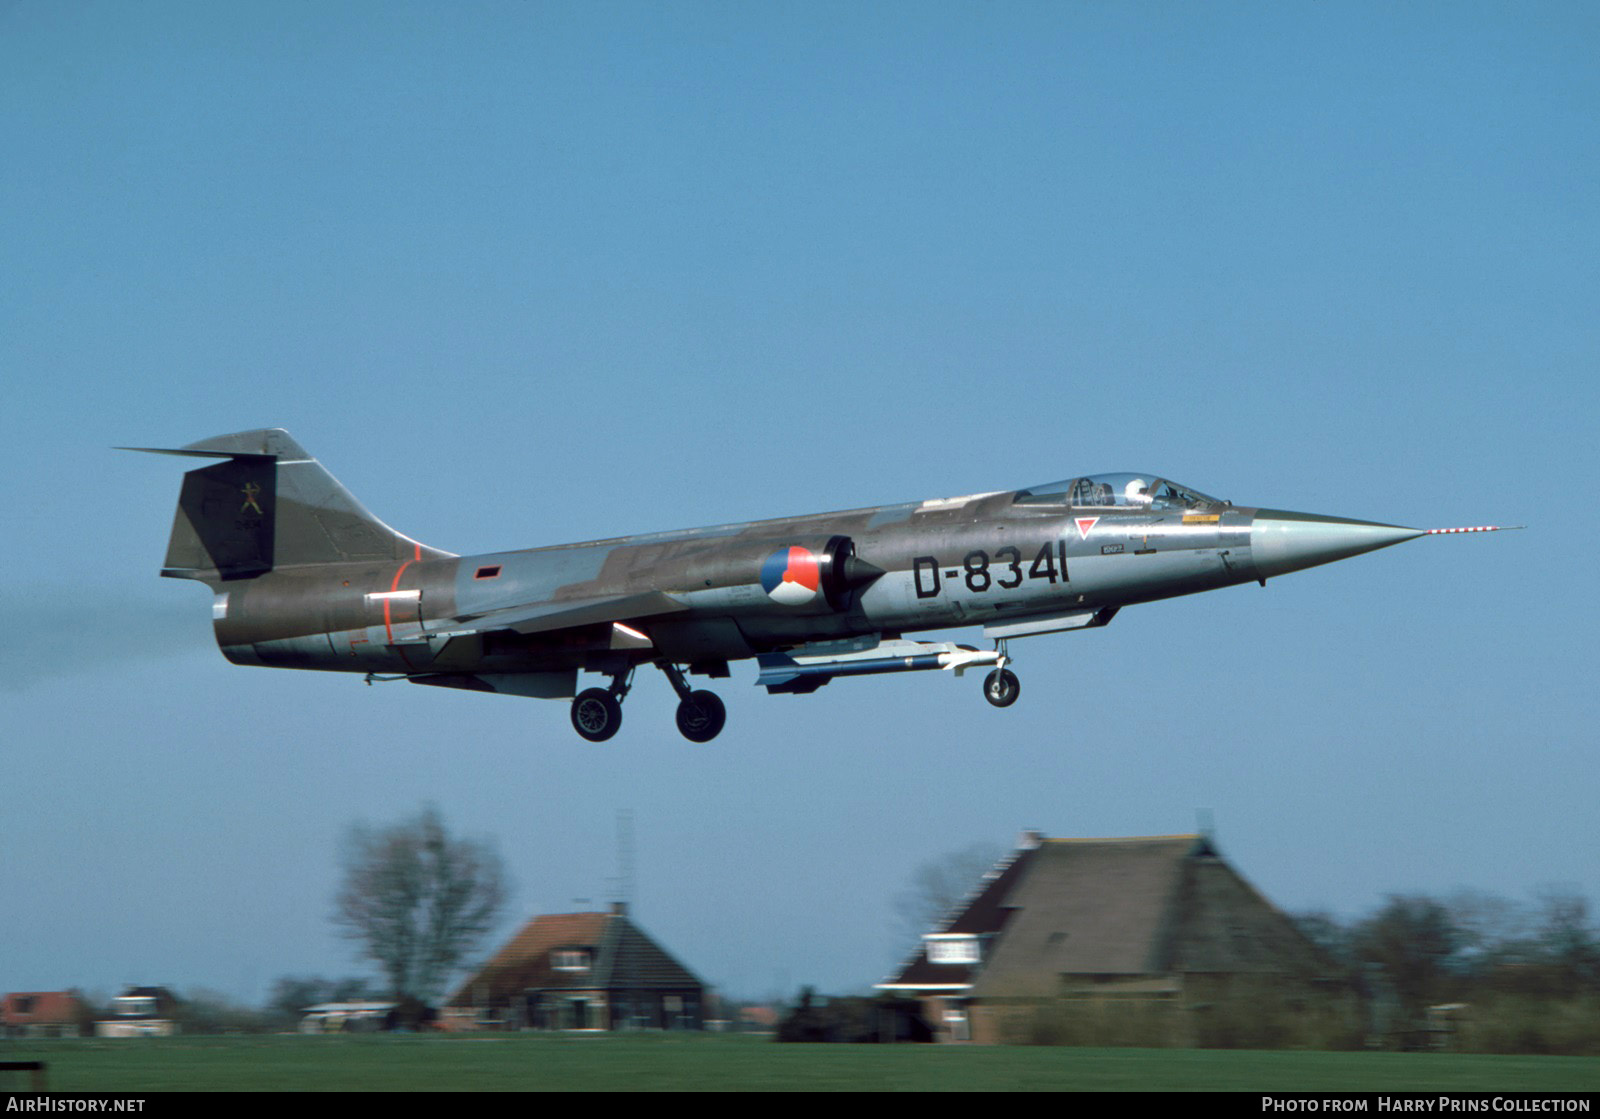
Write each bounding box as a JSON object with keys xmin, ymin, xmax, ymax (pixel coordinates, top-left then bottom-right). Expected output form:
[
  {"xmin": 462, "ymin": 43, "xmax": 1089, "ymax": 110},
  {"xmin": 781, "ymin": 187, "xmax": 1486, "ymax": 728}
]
[{"xmin": 130, "ymin": 430, "xmax": 1510, "ymax": 742}]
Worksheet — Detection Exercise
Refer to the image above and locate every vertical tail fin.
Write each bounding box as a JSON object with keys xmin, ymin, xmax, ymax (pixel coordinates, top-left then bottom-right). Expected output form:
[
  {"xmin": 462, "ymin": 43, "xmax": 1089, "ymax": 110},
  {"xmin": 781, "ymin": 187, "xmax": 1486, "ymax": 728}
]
[{"xmin": 124, "ymin": 429, "xmax": 453, "ymax": 582}]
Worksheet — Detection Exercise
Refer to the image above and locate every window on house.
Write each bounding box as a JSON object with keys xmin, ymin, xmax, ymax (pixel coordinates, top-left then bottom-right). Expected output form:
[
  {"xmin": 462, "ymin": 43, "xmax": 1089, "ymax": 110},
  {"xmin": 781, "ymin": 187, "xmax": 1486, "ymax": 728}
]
[
  {"xmin": 925, "ymin": 934, "xmax": 981, "ymax": 965},
  {"xmin": 943, "ymin": 998, "xmax": 972, "ymax": 1042},
  {"xmin": 552, "ymin": 949, "xmax": 591, "ymax": 972}
]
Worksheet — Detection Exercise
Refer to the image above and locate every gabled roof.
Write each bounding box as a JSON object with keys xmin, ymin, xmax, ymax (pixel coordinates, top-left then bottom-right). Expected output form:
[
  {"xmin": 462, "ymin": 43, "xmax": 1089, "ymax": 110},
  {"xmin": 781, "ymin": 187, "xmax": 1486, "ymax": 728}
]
[
  {"xmin": 881, "ymin": 834, "xmax": 1330, "ymax": 997},
  {"xmin": 967, "ymin": 835, "xmax": 1206, "ymax": 995},
  {"xmin": 448, "ymin": 909, "xmax": 704, "ymax": 1008},
  {"xmin": 882, "ymin": 840, "xmax": 1039, "ymax": 988}
]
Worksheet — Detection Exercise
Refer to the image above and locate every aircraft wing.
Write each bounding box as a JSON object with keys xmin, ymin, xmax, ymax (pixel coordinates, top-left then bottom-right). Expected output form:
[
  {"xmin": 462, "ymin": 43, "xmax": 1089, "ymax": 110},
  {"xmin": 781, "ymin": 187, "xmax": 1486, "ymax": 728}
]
[{"xmin": 431, "ymin": 590, "xmax": 690, "ymax": 638}]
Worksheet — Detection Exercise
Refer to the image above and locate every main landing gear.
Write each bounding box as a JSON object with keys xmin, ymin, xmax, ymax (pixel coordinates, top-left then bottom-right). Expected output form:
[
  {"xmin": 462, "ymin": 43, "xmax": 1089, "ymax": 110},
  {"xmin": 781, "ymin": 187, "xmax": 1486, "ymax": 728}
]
[
  {"xmin": 570, "ymin": 670, "xmax": 632, "ymax": 743},
  {"xmin": 660, "ymin": 661, "xmax": 726, "ymax": 743},
  {"xmin": 567, "ymin": 663, "xmax": 727, "ymax": 744}
]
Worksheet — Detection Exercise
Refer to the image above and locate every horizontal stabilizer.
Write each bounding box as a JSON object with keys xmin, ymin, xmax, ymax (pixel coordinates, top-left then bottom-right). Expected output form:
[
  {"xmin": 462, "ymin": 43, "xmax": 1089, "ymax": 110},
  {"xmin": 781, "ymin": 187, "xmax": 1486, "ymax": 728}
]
[{"xmin": 118, "ymin": 446, "xmax": 267, "ymax": 460}]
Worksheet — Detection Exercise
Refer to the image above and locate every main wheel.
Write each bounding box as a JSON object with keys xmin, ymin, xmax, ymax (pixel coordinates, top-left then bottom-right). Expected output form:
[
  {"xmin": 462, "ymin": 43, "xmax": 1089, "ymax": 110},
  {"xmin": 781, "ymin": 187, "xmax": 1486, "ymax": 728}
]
[
  {"xmin": 983, "ymin": 668, "xmax": 1020, "ymax": 708},
  {"xmin": 675, "ymin": 690, "xmax": 727, "ymax": 743},
  {"xmin": 571, "ymin": 688, "xmax": 622, "ymax": 742}
]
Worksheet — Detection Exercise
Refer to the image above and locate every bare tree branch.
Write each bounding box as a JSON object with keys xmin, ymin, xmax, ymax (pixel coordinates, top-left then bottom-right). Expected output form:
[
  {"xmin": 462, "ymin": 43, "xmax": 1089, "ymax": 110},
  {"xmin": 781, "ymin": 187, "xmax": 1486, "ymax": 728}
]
[{"xmin": 333, "ymin": 805, "xmax": 508, "ymax": 1004}]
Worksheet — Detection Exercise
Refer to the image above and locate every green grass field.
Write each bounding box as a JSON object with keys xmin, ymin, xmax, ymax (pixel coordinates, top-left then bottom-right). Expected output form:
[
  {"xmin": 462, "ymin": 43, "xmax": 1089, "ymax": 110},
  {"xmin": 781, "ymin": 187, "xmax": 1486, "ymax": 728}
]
[{"xmin": 3, "ymin": 1033, "xmax": 1598, "ymax": 1092}]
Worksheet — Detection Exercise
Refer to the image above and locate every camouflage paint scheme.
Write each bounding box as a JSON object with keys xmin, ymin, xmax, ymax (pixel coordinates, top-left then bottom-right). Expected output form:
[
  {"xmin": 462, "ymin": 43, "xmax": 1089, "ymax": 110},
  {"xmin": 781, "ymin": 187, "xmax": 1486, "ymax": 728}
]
[{"xmin": 129, "ymin": 429, "xmax": 1509, "ymax": 742}]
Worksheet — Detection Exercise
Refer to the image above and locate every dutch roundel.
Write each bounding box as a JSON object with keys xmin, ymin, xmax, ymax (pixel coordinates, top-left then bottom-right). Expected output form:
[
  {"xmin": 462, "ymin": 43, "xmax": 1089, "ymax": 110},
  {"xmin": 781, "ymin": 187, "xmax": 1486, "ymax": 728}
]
[{"xmin": 760, "ymin": 546, "xmax": 821, "ymax": 606}]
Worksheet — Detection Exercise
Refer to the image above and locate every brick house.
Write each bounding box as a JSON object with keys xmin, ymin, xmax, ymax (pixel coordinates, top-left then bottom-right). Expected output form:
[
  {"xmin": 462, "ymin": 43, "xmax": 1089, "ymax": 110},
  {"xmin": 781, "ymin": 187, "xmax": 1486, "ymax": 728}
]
[
  {"xmin": 1, "ymin": 991, "xmax": 88, "ymax": 1038},
  {"xmin": 444, "ymin": 903, "xmax": 705, "ymax": 1031}
]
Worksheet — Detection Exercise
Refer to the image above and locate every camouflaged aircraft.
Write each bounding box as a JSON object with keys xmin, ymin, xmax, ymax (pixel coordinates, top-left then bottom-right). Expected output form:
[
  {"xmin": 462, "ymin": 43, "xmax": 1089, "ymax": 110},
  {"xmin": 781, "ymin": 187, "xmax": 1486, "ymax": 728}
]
[{"xmin": 129, "ymin": 429, "xmax": 1514, "ymax": 743}]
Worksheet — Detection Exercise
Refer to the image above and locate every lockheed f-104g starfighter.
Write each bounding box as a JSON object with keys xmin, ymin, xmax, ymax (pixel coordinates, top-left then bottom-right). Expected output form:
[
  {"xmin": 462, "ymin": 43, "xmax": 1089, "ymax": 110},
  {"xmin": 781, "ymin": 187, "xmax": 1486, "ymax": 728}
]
[{"xmin": 128, "ymin": 429, "xmax": 1513, "ymax": 742}]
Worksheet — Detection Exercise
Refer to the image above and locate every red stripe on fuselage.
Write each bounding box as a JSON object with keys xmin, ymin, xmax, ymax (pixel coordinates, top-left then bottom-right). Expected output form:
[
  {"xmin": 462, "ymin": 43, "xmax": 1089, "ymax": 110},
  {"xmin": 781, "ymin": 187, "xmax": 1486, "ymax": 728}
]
[{"xmin": 384, "ymin": 543, "xmax": 424, "ymax": 662}]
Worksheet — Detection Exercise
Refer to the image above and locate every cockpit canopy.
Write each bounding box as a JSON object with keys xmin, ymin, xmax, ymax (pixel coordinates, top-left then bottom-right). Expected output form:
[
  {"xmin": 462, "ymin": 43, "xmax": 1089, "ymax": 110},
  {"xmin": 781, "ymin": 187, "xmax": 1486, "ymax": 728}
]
[{"xmin": 1014, "ymin": 473, "xmax": 1224, "ymax": 511}]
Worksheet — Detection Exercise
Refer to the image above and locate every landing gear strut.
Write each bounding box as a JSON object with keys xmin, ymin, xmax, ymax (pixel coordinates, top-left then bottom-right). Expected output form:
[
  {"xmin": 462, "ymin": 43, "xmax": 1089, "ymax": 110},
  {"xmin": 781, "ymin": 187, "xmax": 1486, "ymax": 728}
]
[
  {"xmin": 570, "ymin": 669, "xmax": 632, "ymax": 743},
  {"xmin": 658, "ymin": 662, "xmax": 727, "ymax": 743}
]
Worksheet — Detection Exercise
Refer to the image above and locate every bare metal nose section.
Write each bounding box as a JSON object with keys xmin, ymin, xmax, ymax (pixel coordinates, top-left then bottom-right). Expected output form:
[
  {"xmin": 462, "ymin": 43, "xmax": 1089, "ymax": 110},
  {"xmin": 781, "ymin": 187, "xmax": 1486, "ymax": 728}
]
[{"xmin": 1250, "ymin": 510, "xmax": 1427, "ymax": 581}]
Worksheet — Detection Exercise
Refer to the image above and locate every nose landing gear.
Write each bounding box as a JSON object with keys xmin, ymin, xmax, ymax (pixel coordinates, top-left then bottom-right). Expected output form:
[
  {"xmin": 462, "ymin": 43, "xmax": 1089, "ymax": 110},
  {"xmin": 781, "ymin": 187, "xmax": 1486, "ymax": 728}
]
[
  {"xmin": 982, "ymin": 667, "xmax": 1021, "ymax": 708},
  {"xmin": 982, "ymin": 641, "xmax": 1020, "ymax": 708}
]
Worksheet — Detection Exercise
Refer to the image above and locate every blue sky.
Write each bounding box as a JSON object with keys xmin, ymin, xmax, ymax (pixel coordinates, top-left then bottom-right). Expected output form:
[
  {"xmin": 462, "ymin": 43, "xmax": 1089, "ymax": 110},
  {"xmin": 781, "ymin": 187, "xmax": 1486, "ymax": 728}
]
[{"xmin": 3, "ymin": 2, "xmax": 1595, "ymax": 1005}]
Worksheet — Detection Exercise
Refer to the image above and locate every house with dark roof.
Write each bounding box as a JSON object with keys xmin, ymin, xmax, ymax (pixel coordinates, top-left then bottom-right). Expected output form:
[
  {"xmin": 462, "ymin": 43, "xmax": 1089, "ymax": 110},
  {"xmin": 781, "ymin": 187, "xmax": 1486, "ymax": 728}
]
[
  {"xmin": 444, "ymin": 903, "xmax": 706, "ymax": 1031},
  {"xmin": 96, "ymin": 986, "xmax": 182, "ymax": 1037},
  {"xmin": 877, "ymin": 832, "xmax": 1344, "ymax": 1045}
]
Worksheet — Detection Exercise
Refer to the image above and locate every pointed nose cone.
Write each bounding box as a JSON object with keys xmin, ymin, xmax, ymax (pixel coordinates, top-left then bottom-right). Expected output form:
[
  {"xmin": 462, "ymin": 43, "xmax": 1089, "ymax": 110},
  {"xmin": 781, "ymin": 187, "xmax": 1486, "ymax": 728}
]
[
  {"xmin": 1251, "ymin": 510, "xmax": 1427, "ymax": 581},
  {"xmin": 839, "ymin": 554, "xmax": 886, "ymax": 588}
]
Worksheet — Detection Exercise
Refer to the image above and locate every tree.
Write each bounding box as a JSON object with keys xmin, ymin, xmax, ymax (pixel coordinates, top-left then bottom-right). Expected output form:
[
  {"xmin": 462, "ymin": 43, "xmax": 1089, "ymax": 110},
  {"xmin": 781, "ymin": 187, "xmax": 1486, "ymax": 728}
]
[
  {"xmin": 893, "ymin": 841, "xmax": 1004, "ymax": 947},
  {"xmin": 333, "ymin": 805, "xmax": 508, "ymax": 1006},
  {"xmin": 1352, "ymin": 894, "xmax": 1461, "ymax": 1020},
  {"xmin": 1533, "ymin": 887, "xmax": 1600, "ymax": 993}
]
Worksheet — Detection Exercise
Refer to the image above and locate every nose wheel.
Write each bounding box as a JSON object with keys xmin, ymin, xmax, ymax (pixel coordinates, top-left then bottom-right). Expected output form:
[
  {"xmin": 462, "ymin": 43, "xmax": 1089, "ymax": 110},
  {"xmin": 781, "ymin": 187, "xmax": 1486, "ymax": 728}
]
[
  {"xmin": 982, "ymin": 642, "xmax": 1020, "ymax": 708},
  {"xmin": 983, "ymin": 668, "xmax": 1020, "ymax": 707}
]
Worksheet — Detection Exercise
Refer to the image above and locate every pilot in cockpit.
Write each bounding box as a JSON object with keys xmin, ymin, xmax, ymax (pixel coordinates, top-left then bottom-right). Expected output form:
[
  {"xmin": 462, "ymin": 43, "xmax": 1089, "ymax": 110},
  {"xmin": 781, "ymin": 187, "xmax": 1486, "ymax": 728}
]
[{"xmin": 1069, "ymin": 479, "xmax": 1115, "ymax": 506}]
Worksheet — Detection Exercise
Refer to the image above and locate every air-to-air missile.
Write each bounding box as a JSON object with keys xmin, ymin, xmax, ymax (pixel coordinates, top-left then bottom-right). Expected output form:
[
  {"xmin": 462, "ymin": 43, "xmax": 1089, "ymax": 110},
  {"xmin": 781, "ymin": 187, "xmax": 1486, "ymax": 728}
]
[{"xmin": 128, "ymin": 429, "xmax": 1514, "ymax": 742}]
